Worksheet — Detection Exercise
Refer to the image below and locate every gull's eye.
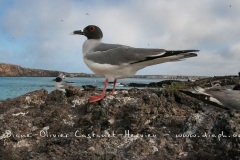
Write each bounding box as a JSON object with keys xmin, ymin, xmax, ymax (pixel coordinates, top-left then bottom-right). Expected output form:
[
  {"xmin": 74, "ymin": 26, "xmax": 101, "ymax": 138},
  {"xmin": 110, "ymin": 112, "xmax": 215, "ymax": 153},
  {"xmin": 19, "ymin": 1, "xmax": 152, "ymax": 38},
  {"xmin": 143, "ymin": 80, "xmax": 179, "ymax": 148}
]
[{"xmin": 89, "ymin": 26, "xmax": 95, "ymax": 31}]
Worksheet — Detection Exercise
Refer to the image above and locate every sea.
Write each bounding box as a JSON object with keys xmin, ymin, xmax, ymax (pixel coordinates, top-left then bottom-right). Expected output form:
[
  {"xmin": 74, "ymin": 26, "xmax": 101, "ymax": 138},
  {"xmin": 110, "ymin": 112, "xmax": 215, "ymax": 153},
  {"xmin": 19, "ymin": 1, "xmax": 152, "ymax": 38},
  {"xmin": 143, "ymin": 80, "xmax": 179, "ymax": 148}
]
[{"xmin": 0, "ymin": 77, "xmax": 168, "ymax": 101}]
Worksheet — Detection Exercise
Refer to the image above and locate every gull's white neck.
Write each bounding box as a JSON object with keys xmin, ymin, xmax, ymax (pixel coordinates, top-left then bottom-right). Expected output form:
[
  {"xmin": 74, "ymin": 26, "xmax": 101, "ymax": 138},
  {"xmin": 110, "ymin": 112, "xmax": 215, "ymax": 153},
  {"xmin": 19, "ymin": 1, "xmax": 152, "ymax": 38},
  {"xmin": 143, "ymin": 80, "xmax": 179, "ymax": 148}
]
[{"xmin": 82, "ymin": 39, "xmax": 102, "ymax": 56}]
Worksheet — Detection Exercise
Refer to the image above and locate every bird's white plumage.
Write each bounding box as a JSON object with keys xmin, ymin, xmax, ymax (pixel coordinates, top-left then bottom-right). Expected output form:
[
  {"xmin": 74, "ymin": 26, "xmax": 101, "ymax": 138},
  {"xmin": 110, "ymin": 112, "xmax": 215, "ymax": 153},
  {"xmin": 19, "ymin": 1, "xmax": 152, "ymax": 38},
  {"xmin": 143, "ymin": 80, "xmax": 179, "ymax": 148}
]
[
  {"xmin": 82, "ymin": 39, "xmax": 140, "ymax": 79},
  {"xmin": 82, "ymin": 39, "xmax": 101, "ymax": 56},
  {"xmin": 55, "ymin": 82, "xmax": 70, "ymax": 92},
  {"xmin": 84, "ymin": 59, "xmax": 138, "ymax": 79}
]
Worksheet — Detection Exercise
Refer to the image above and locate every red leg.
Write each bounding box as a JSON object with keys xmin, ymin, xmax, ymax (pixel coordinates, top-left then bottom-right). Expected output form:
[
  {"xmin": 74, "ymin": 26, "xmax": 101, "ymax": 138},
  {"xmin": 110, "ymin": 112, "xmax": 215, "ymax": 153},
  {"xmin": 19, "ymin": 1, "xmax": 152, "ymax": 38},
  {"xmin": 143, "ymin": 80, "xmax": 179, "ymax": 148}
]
[
  {"xmin": 111, "ymin": 79, "xmax": 117, "ymax": 95},
  {"xmin": 89, "ymin": 79, "xmax": 108, "ymax": 103}
]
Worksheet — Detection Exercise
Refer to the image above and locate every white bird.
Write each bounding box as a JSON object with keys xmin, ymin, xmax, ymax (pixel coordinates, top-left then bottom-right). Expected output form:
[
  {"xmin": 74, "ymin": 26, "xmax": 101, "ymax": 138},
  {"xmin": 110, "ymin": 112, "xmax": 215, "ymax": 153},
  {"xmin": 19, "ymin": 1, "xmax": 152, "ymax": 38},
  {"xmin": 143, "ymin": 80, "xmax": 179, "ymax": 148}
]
[
  {"xmin": 72, "ymin": 25, "xmax": 199, "ymax": 103},
  {"xmin": 55, "ymin": 77, "xmax": 71, "ymax": 92}
]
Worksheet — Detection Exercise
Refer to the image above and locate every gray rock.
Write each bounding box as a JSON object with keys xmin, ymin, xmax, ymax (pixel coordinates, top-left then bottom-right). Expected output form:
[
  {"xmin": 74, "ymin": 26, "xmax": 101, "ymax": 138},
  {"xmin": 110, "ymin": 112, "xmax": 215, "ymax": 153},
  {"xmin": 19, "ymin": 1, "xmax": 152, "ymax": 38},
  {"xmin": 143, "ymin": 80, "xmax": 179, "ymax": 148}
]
[{"xmin": 0, "ymin": 80, "xmax": 239, "ymax": 159}]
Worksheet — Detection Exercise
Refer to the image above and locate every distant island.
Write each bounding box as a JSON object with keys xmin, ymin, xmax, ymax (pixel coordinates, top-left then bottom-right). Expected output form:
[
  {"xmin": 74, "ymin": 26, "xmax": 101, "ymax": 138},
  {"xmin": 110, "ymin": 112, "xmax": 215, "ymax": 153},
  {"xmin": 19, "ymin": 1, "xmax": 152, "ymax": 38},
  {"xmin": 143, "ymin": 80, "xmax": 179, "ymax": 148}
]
[
  {"xmin": 0, "ymin": 62, "xmax": 207, "ymax": 79},
  {"xmin": 0, "ymin": 63, "xmax": 94, "ymax": 77}
]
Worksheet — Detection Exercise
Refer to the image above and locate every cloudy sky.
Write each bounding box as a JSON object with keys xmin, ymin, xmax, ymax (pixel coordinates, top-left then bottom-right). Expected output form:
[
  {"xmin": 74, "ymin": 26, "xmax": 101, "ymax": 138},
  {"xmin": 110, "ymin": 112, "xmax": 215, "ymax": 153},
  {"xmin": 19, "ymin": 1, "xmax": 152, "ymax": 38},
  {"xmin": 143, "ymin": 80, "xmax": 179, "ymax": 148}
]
[{"xmin": 0, "ymin": 0, "xmax": 239, "ymax": 76}]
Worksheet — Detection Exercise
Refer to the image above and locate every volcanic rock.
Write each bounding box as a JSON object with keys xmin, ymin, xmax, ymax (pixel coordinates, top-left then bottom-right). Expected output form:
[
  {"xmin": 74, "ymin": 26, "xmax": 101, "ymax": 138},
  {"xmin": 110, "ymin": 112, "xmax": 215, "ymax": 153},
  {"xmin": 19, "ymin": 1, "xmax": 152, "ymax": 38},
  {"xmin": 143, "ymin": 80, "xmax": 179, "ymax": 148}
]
[{"xmin": 0, "ymin": 79, "xmax": 240, "ymax": 159}]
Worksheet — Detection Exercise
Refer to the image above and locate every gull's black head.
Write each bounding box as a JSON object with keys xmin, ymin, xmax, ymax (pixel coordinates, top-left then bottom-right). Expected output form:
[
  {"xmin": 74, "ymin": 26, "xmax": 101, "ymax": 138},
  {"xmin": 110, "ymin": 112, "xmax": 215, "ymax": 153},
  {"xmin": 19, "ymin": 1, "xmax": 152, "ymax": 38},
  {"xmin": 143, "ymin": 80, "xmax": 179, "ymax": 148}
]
[
  {"xmin": 72, "ymin": 25, "xmax": 103, "ymax": 39},
  {"xmin": 55, "ymin": 77, "xmax": 62, "ymax": 82},
  {"xmin": 233, "ymin": 84, "xmax": 240, "ymax": 90}
]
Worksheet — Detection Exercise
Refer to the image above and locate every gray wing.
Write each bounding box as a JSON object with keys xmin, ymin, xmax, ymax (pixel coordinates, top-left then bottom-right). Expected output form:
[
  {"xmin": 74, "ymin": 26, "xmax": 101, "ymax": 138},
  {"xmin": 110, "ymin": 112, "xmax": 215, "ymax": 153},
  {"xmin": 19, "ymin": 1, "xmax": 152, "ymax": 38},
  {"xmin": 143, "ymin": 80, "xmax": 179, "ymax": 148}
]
[
  {"xmin": 206, "ymin": 89, "xmax": 240, "ymax": 110},
  {"xmin": 86, "ymin": 43, "xmax": 166, "ymax": 65}
]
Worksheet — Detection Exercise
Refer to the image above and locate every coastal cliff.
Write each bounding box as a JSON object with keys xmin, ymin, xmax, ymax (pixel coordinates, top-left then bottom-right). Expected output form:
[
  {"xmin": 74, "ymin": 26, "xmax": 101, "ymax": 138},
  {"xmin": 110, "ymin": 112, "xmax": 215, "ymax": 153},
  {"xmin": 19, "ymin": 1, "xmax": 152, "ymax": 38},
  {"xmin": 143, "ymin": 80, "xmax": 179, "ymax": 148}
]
[
  {"xmin": 0, "ymin": 63, "xmax": 64, "ymax": 77},
  {"xmin": 0, "ymin": 76, "xmax": 239, "ymax": 159}
]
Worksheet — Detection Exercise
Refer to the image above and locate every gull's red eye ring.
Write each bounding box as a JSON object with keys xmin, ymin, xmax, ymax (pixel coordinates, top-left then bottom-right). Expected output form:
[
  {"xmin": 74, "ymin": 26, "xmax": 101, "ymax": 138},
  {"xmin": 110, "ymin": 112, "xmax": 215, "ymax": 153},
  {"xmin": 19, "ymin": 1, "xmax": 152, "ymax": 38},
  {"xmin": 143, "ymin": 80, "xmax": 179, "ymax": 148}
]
[{"xmin": 89, "ymin": 26, "xmax": 95, "ymax": 31}]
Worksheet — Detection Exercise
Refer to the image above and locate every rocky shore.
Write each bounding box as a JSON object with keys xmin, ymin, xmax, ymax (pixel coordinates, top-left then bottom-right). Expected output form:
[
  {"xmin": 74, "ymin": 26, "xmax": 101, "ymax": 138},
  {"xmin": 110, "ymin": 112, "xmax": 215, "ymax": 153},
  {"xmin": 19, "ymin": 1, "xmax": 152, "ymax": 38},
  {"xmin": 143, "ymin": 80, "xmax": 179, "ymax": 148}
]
[{"xmin": 0, "ymin": 76, "xmax": 240, "ymax": 159}]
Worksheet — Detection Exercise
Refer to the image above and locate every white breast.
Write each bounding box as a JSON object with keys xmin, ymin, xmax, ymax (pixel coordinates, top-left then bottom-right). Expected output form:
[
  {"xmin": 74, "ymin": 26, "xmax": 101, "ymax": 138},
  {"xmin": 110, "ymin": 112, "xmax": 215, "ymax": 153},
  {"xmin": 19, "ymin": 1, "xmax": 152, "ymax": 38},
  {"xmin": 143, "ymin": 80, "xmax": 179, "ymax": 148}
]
[
  {"xmin": 82, "ymin": 39, "xmax": 102, "ymax": 56},
  {"xmin": 82, "ymin": 39, "xmax": 140, "ymax": 79}
]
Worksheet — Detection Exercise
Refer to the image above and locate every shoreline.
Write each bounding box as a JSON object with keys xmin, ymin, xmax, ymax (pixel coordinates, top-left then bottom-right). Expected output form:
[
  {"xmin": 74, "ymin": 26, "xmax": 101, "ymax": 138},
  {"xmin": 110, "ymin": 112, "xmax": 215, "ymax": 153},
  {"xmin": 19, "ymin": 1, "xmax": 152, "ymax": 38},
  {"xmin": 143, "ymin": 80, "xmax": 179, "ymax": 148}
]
[{"xmin": 0, "ymin": 75, "xmax": 238, "ymax": 101}]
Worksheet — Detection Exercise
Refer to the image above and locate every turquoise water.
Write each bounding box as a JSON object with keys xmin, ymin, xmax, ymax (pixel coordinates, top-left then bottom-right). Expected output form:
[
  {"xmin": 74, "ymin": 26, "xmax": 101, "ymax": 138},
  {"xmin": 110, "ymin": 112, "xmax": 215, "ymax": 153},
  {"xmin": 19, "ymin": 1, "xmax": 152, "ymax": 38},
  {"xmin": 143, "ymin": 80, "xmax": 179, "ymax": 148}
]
[{"xmin": 0, "ymin": 77, "xmax": 163, "ymax": 100}]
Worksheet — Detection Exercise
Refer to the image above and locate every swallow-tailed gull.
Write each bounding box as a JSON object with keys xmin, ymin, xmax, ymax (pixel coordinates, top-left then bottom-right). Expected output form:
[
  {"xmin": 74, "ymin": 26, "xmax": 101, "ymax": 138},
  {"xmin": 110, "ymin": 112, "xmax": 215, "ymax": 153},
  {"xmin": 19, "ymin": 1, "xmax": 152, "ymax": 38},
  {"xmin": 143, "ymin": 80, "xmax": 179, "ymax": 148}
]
[
  {"xmin": 55, "ymin": 77, "xmax": 71, "ymax": 92},
  {"xmin": 193, "ymin": 85, "xmax": 240, "ymax": 110},
  {"xmin": 72, "ymin": 25, "xmax": 199, "ymax": 103}
]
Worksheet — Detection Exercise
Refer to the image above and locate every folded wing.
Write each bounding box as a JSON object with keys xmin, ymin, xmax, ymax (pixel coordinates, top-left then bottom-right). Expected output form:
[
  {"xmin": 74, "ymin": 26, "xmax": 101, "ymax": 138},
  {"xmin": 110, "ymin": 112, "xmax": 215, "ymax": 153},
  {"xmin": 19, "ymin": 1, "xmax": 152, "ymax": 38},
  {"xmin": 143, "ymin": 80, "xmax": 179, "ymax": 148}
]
[{"xmin": 86, "ymin": 43, "xmax": 198, "ymax": 66}]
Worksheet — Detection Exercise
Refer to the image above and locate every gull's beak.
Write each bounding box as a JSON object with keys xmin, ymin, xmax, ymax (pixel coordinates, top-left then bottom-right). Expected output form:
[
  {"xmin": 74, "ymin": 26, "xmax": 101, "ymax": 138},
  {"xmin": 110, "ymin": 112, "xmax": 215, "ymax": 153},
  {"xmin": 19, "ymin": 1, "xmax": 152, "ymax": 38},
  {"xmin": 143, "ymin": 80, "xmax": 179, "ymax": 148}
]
[{"xmin": 70, "ymin": 30, "xmax": 84, "ymax": 35}]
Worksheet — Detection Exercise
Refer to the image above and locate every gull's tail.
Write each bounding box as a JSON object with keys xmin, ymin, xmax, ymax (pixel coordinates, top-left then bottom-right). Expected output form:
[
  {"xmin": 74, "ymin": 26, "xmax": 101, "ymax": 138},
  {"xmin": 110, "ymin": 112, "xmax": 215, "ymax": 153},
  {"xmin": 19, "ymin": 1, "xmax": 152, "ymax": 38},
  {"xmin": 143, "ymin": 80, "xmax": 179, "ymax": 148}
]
[
  {"xmin": 156, "ymin": 50, "xmax": 199, "ymax": 63},
  {"xmin": 163, "ymin": 50, "xmax": 198, "ymax": 59},
  {"xmin": 133, "ymin": 49, "xmax": 199, "ymax": 66}
]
